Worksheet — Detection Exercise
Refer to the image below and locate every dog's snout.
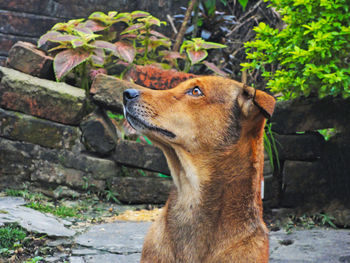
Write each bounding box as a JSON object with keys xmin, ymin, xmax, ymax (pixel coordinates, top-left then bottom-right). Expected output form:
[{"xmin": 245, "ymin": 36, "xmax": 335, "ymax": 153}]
[{"xmin": 123, "ymin": 89, "xmax": 140, "ymax": 105}]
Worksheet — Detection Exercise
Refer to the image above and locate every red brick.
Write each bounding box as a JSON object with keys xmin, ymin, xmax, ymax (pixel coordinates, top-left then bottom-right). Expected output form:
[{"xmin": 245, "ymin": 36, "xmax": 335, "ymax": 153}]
[
  {"xmin": 7, "ymin": 41, "xmax": 53, "ymax": 79},
  {"xmin": 126, "ymin": 65, "xmax": 196, "ymax": 90}
]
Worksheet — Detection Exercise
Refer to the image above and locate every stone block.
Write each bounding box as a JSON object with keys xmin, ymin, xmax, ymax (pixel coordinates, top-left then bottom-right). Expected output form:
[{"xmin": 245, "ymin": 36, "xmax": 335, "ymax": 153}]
[
  {"xmin": 90, "ymin": 74, "xmax": 144, "ymax": 113},
  {"xmin": 113, "ymin": 140, "xmax": 170, "ymax": 175},
  {"xmin": 264, "ymin": 175, "xmax": 280, "ymax": 205},
  {"xmin": 275, "ymin": 133, "xmax": 324, "ymax": 161},
  {"xmin": 31, "ymin": 162, "xmax": 105, "ymax": 191},
  {"xmin": 0, "ymin": 66, "xmax": 87, "ymax": 125},
  {"xmin": 126, "ymin": 65, "xmax": 196, "ymax": 90},
  {"xmin": 7, "ymin": 41, "xmax": 53, "ymax": 79},
  {"xmin": 282, "ymin": 161, "xmax": 327, "ymax": 208},
  {"xmin": 111, "ymin": 176, "xmax": 173, "ymax": 204},
  {"xmin": 0, "ymin": 10, "xmax": 59, "ymax": 37},
  {"xmin": 59, "ymin": 151, "xmax": 120, "ymax": 180},
  {"xmin": 80, "ymin": 109, "xmax": 118, "ymax": 156},
  {"xmin": 0, "ymin": 108, "xmax": 80, "ymax": 149},
  {"xmin": 271, "ymin": 96, "xmax": 350, "ymax": 134}
]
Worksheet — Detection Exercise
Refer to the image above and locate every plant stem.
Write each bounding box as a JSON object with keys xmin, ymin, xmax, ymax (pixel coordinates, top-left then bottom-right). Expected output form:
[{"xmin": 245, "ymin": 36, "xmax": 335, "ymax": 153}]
[{"xmin": 173, "ymin": 0, "xmax": 198, "ymax": 51}]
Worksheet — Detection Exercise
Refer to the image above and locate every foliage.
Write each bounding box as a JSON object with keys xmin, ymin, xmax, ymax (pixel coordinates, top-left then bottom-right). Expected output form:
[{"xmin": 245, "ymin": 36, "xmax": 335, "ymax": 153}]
[
  {"xmin": 25, "ymin": 202, "xmax": 79, "ymax": 218},
  {"xmin": 0, "ymin": 224, "xmax": 26, "ymax": 250},
  {"xmin": 176, "ymin": 0, "xmax": 237, "ymax": 40},
  {"xmin": 38, "ymin": 10, "xmax": 228, "ymax": 90},
  {"xmin": 5, "ymin": 189, "xmax": 46, "ymax": 203},
  {"xmin": 264, "ymin": 122, "xmax": 280, "ymax": 173},
  {"xmin": 284, "ymin": 213, "xmax": 337, "ymax": 234},
  {"xmin": 24, "ymin": 257, "xmax": 44, "ymax": 263},
  {"xmin": 318, "ymin": 128, "xmax": 337, "ymax": 141},
  {"xmin": 241, "ymin": 0, "xmax": 350, "ymax": 100}
]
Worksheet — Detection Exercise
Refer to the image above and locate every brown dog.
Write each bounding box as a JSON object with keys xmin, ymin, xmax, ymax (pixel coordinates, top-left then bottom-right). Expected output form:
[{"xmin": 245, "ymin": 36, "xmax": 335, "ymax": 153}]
[{"xmin": 123, "ymin": 76, "xmax": 275, "ymax": 263}]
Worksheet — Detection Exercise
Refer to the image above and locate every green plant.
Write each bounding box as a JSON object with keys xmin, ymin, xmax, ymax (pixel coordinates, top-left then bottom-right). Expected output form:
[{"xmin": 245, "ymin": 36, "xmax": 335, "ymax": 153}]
[
  {"xmin": 263, "ymin": 122, "xmax": 280, "ymax": 173},
  {"xmin": 318, "ymin": 128, "xmax": 337, "ymax": 141},
  {"xmin": 25, "ymin": 202, "xmax": 78, "ymax": 218},
  {"xmin": 5, "ymin": 189, "xmax": 46, "ymax": 203},
  {"xmin": 241, "ymin": 0, "xmax": 350, "ymax": 100},
  {"xmin": 38, "ymin": 11, "xmax": 171, "ymax": 88},
  {"xmin": 0, "ymin": 224, "xmax": 27, "ymax": 250},
  {"xmin": 24, "ymin": 256, "xmax": 44, "ymax": 263},
  {"xmin": 104, "ymin": 189, "xmax": 121, "ymax": 204}
]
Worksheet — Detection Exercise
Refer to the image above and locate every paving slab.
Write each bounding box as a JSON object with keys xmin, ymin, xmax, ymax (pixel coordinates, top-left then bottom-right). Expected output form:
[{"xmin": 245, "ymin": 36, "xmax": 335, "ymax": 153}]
[
  {"xmin": 75, "ymin": 221, "xmax": 151, "ymax": 254},
  {"xmin": 270, "ymin": 229, "xmax": 350, "ymax": 262},
  {"xmin": 0, "ymin": 197, "xmax": 75, "ymax": 237}
]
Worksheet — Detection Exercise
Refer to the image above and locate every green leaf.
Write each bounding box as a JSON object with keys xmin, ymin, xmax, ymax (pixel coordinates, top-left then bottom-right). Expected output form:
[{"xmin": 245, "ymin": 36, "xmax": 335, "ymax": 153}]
[
  {"xmin": 238, "ymin": 0, "xmax": 249, "ymax": 11},
  {"xmin": 54, "ymin": 49, "xmax": 91, "ymax": 80}
]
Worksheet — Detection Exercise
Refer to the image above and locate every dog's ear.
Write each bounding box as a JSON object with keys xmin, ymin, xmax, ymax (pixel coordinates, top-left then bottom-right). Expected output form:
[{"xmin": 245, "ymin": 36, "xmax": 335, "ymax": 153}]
[{"xmin": 239, "ymin": 84, "xmax": 276, "ymax": 119}]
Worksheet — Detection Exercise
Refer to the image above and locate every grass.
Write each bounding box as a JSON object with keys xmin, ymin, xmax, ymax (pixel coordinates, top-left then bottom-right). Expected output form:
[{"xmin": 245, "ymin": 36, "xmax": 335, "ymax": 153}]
[
  {"xmin": 284, "ymin": 213, "xmax": 337, "ymax": 234},
  {"xmin": 25, "ymin": 202, "xmax": 79, "ymax": 218},
  {"xmin": 0, "ymin": 224, "xmax": 27, "ymax": 250}
]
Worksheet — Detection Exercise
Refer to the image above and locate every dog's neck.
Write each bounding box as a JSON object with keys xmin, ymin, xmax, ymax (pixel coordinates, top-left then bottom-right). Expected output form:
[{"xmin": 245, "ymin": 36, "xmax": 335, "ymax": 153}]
[{"xmin": 158, "ymin": 130, "xmax": 265, "ymax": 225}]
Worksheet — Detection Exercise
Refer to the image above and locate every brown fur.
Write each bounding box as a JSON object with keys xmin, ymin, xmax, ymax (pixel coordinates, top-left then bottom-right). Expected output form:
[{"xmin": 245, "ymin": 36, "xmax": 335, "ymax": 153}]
[{"xmin": 123, "ymin": 76, "xmax": 276, "ymax": 263}]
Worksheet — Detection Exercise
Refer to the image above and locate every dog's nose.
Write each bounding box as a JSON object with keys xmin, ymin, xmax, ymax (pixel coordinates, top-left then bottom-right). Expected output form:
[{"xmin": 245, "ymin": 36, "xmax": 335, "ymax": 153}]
[{"xmin": 123, "ymin": 89, "xmax": 140, "ymax": 104}]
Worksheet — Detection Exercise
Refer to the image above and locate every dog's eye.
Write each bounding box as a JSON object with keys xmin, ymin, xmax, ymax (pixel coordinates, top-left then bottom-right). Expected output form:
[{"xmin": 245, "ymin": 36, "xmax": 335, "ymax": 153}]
[{"xmin": 188, "ymin": 86, "xmax": 203, "ymax": 97}]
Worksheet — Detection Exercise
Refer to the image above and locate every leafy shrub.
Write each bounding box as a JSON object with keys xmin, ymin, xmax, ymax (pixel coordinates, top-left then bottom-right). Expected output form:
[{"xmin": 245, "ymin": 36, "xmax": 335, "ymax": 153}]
[
  {"xmin": 38, "ymin": 10, "xmax": 227, "ymax": 91},
  {"xmin": 241, "ymin": 0, "xmax": 350, "ymax": 100}
]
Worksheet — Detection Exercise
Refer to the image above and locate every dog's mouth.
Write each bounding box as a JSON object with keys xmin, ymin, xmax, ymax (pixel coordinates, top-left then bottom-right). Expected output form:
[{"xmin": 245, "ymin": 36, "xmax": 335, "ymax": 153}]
[{"xmin": 124, "ymin": 110, "xmax": 176, "ymax": 139}]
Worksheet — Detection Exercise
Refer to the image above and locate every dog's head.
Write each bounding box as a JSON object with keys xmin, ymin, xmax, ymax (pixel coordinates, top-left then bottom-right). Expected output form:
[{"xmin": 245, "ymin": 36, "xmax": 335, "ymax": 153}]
[{"xmin": 123, "ymin": 76, "xmax": 275, "ymax": 153}]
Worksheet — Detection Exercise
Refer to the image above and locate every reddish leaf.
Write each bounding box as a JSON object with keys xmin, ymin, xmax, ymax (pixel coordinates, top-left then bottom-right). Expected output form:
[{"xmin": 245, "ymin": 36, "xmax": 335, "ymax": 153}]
[
  {"xmin": 91, "ymin": 40, "xmax": 117, "ymax": 53},
  {"xmin": 51, "ymin": 35, "xmax": 80, "ymax": 43},
  {"xmin": 201, "ymin": 42, "xmax": 227, "ymax": 50},
  {"xmin": 115, "ymin": 41, "xmax": 136, "ymax": 63},
  {"xmin": 121, "ymin": 23, "xmax": 144, "ymax": 34},
  {"xmin": 74, "ymin": 27, "xmax": 93, "ymax": 35},
  {"xmin": 54, "ymin": 49, "xmax": 91, "ymax": 80},
  {"xmin": 150, "ymin": 30, "xmax": 168, "ymax": 39},
  {"xmin": 187, "ymin": 49, "xmax": 208, "ymax": 65},
  {"xmin": 92, "ymin": 48, "xmax": 105, "ymax": 66},
  {"xmin": 82, "ymin": 20, "xmax": 107, "ymax": 32},
  {"xmin": 202, "ymin": 61, "xmax": 228, "ymax": 77},
  {"xmin": 131, "ymin": 11, "xmax": 150, "ymax": 19},
  {"xmin": 38, "ymin": 31, "xmax": 63, "ymax": 47},
  {"xmin": 91, "ymin": 55, "xmax": 105, "ymax": 67},
  {"xmin": 120, "ymin": 33, "xmax": 138, "ymax": 39},
  {"xmin": 160, "ymin": 51, "xmax": 186, "ymax": 61},
  {"xmin": 71, "ymin": 39, "xmax": 85, "ymax": 48}
]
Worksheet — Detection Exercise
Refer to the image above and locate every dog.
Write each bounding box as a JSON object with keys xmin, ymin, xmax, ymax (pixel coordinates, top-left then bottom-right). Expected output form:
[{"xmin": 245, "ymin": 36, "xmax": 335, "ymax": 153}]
[{"xmin": 123, "ymin": 76, "xmax": 275, "ymax": 263}]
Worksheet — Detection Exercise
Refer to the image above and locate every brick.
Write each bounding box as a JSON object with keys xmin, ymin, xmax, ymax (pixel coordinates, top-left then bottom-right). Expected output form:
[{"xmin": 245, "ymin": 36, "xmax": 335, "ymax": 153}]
[
  {"xmin": 7, "ymin": 41, "xmax": 54, "ymax": 79},
  {"xmin": 126, "ymin": 65, "xmax": 196, "ymax": 90},
  {"xmin": 0, "ymin": 33, "xmax": 37, "ymax": 56},
  {"xmin": 271, "ymin": 96, "xmax": 350, "ymax": 134},
  {"xmin": 0, "ymin": 10, "xmax": 59, "ymax": 37},
  {"xmin": 113, "ymin": 140, "xmax": 170, "ymax": 175},
  {"xmin": 275, "ymin": 133, "xmax": 324, "ymax": 161},
  {"xmin": 282, "ymin": 160, "xmax": 327, "ymax": 208},
  {"xmin": 80, "ymin": 109, "xmax": 119, "ymax": 156},
  {"xmin": 0, "ymin": 108, "xmax": 80, "ymax": 149},
  {"xmin": 90, "ymin": 73, "xmax": 144, "ymax": 113},
  {"xmin": 110, "ymin": 176, "xmax": 173, "ymax": 204},
  {"xmin": 0, "ymin": 66, "xmax": 87, "ymax": 125}
]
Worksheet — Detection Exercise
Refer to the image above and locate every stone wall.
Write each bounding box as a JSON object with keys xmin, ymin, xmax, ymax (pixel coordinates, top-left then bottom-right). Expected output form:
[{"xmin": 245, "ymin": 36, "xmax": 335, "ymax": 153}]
[
  {"xmin": 1, "ymin": 41, "xmax": 350, "ymax": 215},
  {"xmin": 0, "ymin": 0, "xmax": 187, "ymax": 66}
]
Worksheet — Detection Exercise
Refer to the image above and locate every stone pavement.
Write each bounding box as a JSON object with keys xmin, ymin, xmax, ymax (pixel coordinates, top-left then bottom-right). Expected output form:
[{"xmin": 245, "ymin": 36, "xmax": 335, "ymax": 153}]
[{"xmin": 1, "ymin": 197, "xmax": 350, "ymax": 262}]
